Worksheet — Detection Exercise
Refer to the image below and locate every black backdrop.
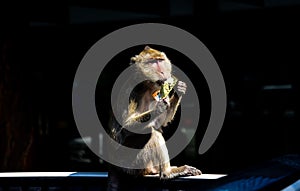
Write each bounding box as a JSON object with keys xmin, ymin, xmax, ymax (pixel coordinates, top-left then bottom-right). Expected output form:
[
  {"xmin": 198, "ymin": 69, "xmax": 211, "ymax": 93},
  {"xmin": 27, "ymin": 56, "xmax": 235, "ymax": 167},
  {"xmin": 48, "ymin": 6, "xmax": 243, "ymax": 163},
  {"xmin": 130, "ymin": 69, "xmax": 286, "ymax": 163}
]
[{"xmin": 0, "ymin": 1, "xmax": 299, "ymax": 174}]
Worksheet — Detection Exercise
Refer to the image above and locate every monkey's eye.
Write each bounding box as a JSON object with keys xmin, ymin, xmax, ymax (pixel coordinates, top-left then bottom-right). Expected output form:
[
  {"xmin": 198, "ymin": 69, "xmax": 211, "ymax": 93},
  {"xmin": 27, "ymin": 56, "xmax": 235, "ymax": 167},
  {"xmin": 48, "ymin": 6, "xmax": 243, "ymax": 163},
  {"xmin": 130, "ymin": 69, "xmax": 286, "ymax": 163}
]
[
  {"xmin": 146, "ymin": 58, "xmax": 164, "ymax": 64},
  {"xmin": 145, "ymin": 59, "xmax": 157, "ymax": 64}
]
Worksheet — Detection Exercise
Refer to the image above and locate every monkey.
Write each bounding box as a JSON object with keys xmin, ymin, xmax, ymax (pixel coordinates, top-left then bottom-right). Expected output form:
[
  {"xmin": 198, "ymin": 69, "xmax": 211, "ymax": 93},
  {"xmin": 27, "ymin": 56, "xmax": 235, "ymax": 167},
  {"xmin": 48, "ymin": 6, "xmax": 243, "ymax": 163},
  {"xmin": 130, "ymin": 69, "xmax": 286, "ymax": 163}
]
[{"xmin": 107, "ymin": 46, "xmax": 201, "ymax": 191}]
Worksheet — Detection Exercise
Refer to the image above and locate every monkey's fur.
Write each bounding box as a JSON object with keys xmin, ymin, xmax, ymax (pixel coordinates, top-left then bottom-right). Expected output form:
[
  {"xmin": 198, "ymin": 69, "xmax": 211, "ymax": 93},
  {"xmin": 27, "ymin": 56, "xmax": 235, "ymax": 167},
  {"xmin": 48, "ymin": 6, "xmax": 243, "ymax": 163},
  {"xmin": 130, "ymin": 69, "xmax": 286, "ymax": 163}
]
[{"xmin": 107, "ymin": 46, "xmax": 201, "ymax": 191}]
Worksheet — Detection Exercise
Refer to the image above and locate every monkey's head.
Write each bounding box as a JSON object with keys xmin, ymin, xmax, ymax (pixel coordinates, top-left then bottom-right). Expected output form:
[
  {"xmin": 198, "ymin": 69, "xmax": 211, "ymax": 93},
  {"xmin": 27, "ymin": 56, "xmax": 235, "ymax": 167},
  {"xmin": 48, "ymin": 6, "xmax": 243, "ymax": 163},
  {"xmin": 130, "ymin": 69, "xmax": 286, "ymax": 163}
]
[{"xmin": 131, "ymin": 46, "xmax": 172, "ymax": 82}]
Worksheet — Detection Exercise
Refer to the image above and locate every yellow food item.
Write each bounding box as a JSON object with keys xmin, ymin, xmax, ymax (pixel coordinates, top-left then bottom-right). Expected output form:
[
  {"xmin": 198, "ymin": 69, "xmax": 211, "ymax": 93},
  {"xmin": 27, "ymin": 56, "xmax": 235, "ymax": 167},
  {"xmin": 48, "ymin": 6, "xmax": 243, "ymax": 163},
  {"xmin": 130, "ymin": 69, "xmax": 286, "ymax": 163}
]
[{"xmin": 160, "ymin": 76, "xmax": 178, "ymax": 99}]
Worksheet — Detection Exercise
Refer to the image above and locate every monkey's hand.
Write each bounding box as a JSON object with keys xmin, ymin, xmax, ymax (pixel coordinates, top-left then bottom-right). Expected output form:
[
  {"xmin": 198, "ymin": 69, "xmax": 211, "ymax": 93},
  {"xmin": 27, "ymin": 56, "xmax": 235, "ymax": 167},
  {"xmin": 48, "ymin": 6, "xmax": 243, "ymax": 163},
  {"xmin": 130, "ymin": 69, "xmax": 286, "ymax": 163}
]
[
  {"xmin": 176, "ymin": 81, "xmax": 187, "ymax": 96},
  {"xmin": 154, "ymin": 100, "xmax": 168, "ymax": 115}
]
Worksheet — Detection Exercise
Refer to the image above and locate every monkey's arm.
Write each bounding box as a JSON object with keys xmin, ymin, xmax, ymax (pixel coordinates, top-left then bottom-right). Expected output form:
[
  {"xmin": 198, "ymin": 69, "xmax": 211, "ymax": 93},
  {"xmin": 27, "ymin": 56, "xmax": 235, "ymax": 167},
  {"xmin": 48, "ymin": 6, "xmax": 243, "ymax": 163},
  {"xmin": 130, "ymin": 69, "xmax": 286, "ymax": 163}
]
[
  {"xmin": 123, "ymin": 87, "xmax": 182, "ymax": 131},
  {"xmin": 122, "ymin": 99, "xmax": 169, "ymax": 134},
  {"xmin": 118, "ymin": 79, "xmax": 186, "ymax": 138}
]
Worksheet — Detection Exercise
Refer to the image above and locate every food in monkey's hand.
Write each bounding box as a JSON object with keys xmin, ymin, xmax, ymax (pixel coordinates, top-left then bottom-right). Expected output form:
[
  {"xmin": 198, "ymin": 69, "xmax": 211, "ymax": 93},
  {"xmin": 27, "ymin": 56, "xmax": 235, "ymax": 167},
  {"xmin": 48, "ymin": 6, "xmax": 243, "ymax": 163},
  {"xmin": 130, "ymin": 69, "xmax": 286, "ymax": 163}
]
[{"xmin": 160, "ymin": 75, "xmax": 178, "ymax": 99}]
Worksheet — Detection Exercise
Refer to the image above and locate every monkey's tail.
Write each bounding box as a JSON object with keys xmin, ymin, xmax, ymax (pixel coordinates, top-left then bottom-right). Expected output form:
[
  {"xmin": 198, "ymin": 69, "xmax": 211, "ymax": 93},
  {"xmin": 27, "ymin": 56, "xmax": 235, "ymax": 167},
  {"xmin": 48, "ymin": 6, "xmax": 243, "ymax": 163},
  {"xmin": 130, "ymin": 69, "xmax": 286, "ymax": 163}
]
[{"xmin": 159, "ymin": 164, "xmax": 163, "ymax": 179}]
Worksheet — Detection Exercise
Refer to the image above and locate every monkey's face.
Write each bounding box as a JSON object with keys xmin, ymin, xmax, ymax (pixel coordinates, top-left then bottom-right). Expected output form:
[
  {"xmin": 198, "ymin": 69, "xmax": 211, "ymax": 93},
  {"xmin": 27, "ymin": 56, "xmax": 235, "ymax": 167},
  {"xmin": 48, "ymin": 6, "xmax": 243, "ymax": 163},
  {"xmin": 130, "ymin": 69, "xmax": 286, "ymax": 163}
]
[
  {"xmin": 131, "ymin": 46, "xmax": 172, "ymax": 82},
  {"xmin": 138, "ymin": 57, "xmax": 172, "ymax": 82}
]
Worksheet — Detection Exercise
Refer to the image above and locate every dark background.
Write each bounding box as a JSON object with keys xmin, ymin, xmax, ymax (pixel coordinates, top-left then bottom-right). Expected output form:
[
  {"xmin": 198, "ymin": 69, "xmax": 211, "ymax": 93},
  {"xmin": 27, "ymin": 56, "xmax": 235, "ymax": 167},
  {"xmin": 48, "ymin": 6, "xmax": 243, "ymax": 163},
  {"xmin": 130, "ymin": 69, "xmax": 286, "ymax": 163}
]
[{"xmin": 0, "ymin": 0, "xmax": 299, "ymax": 175}]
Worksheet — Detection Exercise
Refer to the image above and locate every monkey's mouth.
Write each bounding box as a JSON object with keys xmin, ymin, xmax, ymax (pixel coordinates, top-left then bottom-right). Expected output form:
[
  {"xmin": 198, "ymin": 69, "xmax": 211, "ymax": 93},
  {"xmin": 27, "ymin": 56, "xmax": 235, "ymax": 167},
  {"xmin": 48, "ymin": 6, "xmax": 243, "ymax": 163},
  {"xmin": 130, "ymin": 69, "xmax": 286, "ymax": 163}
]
[
  {"xmin": 156, "ymin": 74, "xmax": 170, "ymax": 84},
  {"xmin": 156, "ymin": 80, "xmax": 165, "ymax": 85}
]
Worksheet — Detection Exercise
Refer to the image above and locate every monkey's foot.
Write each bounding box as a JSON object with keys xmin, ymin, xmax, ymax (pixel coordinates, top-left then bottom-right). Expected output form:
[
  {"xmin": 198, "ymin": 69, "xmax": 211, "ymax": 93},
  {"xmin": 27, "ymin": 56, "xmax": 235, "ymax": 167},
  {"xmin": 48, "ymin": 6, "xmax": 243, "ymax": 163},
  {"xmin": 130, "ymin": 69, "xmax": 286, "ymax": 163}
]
[{"xmin": 161, "ymin": 165, "xmax": 202, "ymax": 179}]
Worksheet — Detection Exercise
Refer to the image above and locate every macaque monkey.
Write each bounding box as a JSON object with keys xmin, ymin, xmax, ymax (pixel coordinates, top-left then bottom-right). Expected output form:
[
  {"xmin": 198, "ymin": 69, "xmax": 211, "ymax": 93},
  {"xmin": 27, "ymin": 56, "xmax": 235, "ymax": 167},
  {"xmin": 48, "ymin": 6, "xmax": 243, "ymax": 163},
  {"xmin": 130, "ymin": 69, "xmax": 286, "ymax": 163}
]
[{"xmin": 107, "ymin": 46, "xmax": 201, "ymax": 191}]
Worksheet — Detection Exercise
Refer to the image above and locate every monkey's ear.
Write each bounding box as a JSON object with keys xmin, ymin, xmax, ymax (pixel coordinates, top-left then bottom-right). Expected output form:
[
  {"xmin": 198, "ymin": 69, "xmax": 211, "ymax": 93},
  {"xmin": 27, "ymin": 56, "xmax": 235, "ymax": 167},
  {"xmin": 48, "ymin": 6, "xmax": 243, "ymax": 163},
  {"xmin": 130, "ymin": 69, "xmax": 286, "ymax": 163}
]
[
  {"xmin": 144, "ymin": 46, "xmax": 151, "ymax": 50},
  {"xmin": 130, "ymin": 56, "xmax": 137, "ymax": 65}
]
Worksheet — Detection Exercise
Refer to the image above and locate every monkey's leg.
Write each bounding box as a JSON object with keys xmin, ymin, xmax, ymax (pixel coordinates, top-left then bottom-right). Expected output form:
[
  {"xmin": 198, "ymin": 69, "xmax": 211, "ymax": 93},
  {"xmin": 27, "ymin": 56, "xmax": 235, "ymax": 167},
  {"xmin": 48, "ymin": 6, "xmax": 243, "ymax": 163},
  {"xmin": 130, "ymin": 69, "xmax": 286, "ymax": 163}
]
[{"xmin": 147, "ymin": 131, "xmax": 201, "ymax": 179}]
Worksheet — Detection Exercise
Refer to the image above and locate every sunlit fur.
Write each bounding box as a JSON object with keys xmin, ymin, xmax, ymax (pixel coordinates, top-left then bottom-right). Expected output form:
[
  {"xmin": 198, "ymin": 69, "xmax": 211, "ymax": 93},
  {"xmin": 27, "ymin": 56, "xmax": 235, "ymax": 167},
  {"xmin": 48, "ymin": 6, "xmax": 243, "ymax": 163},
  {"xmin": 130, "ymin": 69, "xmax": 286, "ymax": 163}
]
[{"xmin": 107, "ymin": 46, "xmax": 200, "ymax": 191}]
